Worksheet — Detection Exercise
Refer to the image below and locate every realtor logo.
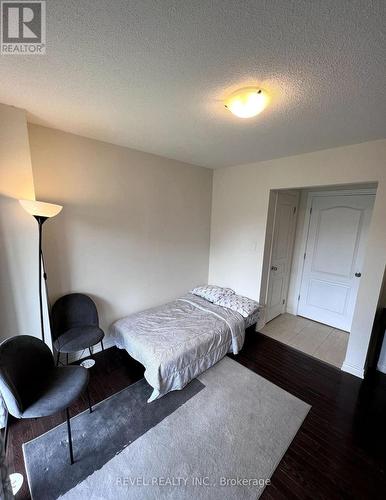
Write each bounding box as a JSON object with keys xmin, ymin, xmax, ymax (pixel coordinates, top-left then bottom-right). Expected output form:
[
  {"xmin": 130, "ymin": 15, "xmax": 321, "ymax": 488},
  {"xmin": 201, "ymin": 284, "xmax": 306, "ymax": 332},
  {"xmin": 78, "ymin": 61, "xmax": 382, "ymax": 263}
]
[{"xmin": 1, "ymin": 1, "xmax": 46, "ymax": 54}]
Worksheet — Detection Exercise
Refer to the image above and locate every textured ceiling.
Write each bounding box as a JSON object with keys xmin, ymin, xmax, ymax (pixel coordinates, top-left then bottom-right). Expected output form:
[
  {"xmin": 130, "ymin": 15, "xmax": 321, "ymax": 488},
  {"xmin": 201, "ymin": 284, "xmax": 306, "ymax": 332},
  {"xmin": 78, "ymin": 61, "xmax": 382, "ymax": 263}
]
[{"xmin": 1, "ymin": 0, "xmax": 385, "ymax": 168}]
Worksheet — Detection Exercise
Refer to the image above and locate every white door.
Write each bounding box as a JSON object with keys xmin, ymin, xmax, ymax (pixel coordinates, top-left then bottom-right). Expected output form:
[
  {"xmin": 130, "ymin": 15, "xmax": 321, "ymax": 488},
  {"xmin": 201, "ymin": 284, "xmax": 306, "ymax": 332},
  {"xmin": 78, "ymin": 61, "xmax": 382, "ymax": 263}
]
[
  {"xmin": 266, "ymin": 192, "xmax": 299, "ymax": 322},
  {"xmin": 298, "ymin": 193, "xmax": 375, "ymax": 331}
]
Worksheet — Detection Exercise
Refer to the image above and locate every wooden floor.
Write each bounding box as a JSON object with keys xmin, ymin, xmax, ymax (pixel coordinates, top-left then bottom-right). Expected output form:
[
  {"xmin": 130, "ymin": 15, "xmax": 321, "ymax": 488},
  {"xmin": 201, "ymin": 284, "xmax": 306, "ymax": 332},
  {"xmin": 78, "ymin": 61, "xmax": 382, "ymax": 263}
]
[
  {"xmin": 6, "ymin": 349, "xmax": 145, "ymax": 500},
  {"xmin": 6, "ymin": 330, "xmax": 386, "ymax": 499}
]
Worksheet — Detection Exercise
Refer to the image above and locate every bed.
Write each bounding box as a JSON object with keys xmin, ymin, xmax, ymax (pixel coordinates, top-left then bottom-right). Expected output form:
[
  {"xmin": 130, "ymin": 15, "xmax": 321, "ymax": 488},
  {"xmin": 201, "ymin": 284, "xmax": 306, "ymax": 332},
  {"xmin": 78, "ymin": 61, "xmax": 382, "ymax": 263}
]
[{"xmin": 111, "ymin": 293, "xmax": 261, "ymax": 402}]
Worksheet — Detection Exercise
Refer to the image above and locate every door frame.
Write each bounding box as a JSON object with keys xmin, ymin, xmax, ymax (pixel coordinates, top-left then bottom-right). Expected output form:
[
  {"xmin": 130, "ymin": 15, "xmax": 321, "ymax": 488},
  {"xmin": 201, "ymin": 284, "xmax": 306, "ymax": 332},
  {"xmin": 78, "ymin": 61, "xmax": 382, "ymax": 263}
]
[
  {"xmin": 294, "ymin": 187, "xmax": 377, "ymax": 320},
  {"xmin": 263, "ymin": 189, "xmax": 299, "ymax": 323}
]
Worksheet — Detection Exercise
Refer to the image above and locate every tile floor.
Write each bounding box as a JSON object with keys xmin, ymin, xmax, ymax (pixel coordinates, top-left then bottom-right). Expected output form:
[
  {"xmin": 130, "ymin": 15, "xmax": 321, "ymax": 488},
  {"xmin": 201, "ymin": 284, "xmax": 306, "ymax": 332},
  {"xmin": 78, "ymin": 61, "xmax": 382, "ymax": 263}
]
[{"xmin": 260, "ymin": 313, "xmax": 349, "ymax": 368}]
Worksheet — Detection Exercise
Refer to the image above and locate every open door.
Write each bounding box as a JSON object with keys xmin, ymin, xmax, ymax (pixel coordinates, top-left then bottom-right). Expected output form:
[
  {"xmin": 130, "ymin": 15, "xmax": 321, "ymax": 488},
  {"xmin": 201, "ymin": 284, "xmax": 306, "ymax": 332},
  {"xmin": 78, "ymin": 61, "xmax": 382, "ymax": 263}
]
[{"xmin": 265, "ymin": 191, "xmax": 299, "ymax": 322}]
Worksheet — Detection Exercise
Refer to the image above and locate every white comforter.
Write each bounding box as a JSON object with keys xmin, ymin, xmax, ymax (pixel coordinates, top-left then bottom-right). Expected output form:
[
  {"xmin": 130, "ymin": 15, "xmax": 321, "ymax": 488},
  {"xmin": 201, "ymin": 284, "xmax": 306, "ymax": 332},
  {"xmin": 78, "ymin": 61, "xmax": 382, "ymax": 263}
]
[{"xmin": 111, "ymin": 294, "xmax": 245, "ymax": 402}]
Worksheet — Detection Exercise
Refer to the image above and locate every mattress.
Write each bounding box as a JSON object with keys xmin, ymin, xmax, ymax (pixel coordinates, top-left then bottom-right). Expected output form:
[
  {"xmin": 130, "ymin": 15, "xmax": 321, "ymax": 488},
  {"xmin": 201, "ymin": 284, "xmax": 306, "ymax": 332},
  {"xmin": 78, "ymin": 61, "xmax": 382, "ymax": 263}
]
[
  {"xmin": 111, "ymin": 293, "xmax": 246, "ymax": 402},
  {"xmin": 245, "ymin": 306, "xmax": 263, "ymax": 328}
]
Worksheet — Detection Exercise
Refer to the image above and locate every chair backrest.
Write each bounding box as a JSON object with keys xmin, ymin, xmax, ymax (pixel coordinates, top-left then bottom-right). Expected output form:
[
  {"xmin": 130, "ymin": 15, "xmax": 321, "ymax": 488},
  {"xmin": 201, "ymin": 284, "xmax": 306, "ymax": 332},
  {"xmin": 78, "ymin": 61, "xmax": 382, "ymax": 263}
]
[
  {"xmin": 0, "ymin": 335, "xmax": 54, "ymax": 418},
  {"xmin": 51, "ymin": 293, "xmax": 99, "ymax": 341}
]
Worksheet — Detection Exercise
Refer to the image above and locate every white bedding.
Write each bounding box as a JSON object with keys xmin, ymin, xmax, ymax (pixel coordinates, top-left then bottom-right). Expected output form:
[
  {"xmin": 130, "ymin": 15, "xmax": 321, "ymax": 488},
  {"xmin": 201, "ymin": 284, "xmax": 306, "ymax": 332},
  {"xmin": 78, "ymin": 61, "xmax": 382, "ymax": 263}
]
[{"xmin": 111, "ymin": 293, "xmax": 246, "ymax": 402}]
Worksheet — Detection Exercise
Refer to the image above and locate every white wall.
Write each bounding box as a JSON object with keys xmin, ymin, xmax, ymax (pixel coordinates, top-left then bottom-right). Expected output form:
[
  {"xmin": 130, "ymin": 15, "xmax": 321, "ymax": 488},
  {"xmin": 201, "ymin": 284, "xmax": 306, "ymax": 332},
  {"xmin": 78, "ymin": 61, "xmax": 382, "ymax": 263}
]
[
  {"xmin": 377, "ymin": 334, "xmax": 386, "ymax": 372},
  {"xmin": 209, "ymin": 139, "xmax": 386, "ymax": 378},
  {"xmin": 29, "ymin": 125, "xmax": 213, "ymax": 346},
  {"xmin": 0, "ymin": 104, "xmax": 41, "ymax": 341},
  {"xmin": 375, "ymin": 270, "xmax": 386, "ymax": 373}
]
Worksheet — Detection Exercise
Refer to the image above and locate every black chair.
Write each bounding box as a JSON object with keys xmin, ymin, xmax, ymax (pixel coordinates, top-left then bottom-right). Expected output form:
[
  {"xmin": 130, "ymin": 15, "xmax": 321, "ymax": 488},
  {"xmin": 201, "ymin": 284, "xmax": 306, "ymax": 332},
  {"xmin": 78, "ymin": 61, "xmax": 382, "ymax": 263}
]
[
  {"xmin": 51, "ymin": 293, "xmax": 105, "ymax": 366},
  {"xmin": 0, "ymin": 335, "xmax": 92, "ymax": 465}
]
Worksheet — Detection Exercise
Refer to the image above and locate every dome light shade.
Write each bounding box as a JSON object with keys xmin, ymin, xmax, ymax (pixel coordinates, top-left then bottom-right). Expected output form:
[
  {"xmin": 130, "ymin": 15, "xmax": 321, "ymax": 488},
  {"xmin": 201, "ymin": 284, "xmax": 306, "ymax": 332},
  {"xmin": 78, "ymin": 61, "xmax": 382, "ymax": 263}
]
[
  {"xmin": 19, "ymin": 199, "xmax": 63, "ymax": 218},
  {"xmin": 224, "ymin": 87, "xmax": 269, "ymax": 118}
]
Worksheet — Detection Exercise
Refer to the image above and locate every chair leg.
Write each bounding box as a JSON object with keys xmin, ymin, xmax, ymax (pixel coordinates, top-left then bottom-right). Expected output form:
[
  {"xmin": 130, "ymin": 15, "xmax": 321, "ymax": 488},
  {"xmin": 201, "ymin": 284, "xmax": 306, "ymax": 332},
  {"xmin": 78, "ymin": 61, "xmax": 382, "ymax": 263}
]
[
  {"xmin": 88, "ymin": 347, "xmax": 93, "ymax": 358},
  {"xmin": 66, "ymin": 353, "xmax": 69, "ymax": 365},
  {"xmin": 65, "ymin": 408, "xmax": 74, "ymax": 465},
  {"xmin": 56, "ymin": 351, "xmax": 60, "ymax": 367},
  {"xmin": 3, "ymin": 410, "xmax": 9, "ymax": 454},
  {"xmin": 100, "ymin": 339, "xmax": 104, "ymax": 351},
  {"xmin": 86, "ymin": 386, "xmax": 93, "ymax": 413}
]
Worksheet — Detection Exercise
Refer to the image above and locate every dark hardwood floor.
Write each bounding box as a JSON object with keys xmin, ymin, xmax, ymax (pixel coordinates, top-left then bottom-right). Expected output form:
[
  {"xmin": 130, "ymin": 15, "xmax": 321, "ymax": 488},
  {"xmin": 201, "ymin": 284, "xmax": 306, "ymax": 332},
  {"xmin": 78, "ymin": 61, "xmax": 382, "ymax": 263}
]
[
  {"xmin": 6, "ymin": 330, "xmax": 386, "ymax": 499},
  {"xmin": 6, "ymin": 349, "xmax": 145, "ymax": 500},
  {"xmin": 232, "ymin": 331, "xmax": 386, "ymax": 500}
]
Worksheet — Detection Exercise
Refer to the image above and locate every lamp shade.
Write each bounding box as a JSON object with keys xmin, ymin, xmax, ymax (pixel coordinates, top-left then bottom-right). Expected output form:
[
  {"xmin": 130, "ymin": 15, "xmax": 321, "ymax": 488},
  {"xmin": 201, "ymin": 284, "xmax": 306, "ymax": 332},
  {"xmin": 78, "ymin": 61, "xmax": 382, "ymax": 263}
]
[{"xmin": 19, "ymin": 199, "xmax": 63, "ymax": 218}]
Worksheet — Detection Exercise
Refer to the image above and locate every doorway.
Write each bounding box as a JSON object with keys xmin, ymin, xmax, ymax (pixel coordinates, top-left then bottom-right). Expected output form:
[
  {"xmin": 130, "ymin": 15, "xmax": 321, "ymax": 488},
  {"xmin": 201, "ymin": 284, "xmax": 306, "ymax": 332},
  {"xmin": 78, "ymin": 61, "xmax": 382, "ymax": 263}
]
[
  {"xmin": 261, "ymin": 185, "xmax": 376, "ymax": 368},
  {"xmin": 265, "ymin": 190, "xmax": 299, "ymax": 322}
]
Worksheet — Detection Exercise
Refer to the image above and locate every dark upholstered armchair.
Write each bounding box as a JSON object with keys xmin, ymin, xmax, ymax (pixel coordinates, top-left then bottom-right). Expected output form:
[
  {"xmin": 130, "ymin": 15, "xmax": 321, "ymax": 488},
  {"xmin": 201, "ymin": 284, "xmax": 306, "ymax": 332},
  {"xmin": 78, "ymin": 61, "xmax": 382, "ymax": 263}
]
[
  {"xmin": 0, "ymin": 335, "xmax": 92, "ymax": 465},
  {"xmin": 51, "ymin": 293, "xmax": 105, "ymax": 366}
]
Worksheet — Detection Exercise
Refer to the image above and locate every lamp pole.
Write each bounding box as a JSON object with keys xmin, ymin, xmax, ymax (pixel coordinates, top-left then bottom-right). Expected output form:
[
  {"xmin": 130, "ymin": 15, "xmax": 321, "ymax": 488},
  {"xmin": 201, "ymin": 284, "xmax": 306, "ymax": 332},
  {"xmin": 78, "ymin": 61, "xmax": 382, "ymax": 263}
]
[
  {"xmin": 19, "ymin": 199, "xmax": 63, "ymax": 344},
  {"xmin": 34, "ymin": 215, "xmax": 48, "ymax": 343}
]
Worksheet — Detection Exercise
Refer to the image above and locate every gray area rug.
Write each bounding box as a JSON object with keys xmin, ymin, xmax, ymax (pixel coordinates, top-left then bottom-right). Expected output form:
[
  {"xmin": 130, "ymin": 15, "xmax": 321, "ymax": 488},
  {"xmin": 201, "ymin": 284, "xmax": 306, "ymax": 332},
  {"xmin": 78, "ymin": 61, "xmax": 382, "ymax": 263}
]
[{"xmin": 23, "ymin": 358, "xmax": 310, "ymax": 499}]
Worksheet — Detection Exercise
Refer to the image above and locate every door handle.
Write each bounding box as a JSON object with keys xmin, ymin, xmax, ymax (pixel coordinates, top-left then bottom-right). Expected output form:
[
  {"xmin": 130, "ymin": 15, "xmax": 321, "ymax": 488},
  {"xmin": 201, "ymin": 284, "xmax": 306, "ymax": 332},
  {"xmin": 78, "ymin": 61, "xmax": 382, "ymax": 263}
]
[
  {"xmin": 271, "ymin": 266, "xmax": 278, "ymax": 271},
  {"xmin": 355, "ymin": 272, "xmax": 362, "ymax": 278}
]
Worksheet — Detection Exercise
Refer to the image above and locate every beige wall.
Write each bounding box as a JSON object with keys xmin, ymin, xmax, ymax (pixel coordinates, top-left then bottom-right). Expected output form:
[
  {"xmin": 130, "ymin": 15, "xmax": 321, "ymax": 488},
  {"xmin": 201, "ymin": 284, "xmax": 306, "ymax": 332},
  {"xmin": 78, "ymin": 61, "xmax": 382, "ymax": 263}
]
[
  {"xmin": 209, "ymin": 139, "xmax": 386, "ymax": 378},
  {"xmin": 2, "ymin": 103, "xmax": 384, "ymax": 377},
  {"xmin": 29, "ymin": 125, "xmax": 213, "ymax": 345},
  {"xmin": 0, "ymin": 104, "xmax": 41, "ymax": 341}
]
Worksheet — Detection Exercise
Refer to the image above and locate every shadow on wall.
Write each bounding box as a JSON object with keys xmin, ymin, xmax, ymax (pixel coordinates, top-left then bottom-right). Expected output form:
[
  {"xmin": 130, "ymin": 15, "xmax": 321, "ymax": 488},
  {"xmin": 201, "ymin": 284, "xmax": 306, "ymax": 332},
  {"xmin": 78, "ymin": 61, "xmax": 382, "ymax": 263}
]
[
  {"xmin": 0, "ymin": 196, "xmax": 18, "ymax": 339},
  {"xmin": 42, "ymin": 207, "xmax": 71, "ymax": 308},
  {"xmin": 88, "ymin": 293, "xmax": 116, "ymax": 337},
  {"xmin": 0, "ymin": 195, "xmax": 40, "ymax": 339},
  {"xmin": 40, "ymin": 194, "xmax": 195, "ymax": 336},
  {"xmin": 42, "ymin": 205, "xmax": 118, "ymax": 335}
]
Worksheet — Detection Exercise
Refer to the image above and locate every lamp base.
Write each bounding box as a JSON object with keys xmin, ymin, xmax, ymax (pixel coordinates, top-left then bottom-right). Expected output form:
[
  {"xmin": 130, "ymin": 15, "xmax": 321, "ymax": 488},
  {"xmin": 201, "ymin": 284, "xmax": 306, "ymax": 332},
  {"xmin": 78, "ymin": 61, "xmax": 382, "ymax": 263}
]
[
  {"xmin": 10, "ymin": 473, "xmax": 24, "ymax": 495},
  {"xmin": 80, "ymin": 359, "xmax": 95, "ymax": 369}
]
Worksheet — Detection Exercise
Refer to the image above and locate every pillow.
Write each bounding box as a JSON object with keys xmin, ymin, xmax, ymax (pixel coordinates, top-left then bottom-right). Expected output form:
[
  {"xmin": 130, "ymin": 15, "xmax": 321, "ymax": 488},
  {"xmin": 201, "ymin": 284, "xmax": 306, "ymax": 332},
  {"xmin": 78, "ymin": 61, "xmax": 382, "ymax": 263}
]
[
  {"xmin": 214, "ymin": 293, "xmax": 260, "ymax": 318},
  {"xmin": 191, "ymin": 285, "xmax": 235, "ymax": 303}
]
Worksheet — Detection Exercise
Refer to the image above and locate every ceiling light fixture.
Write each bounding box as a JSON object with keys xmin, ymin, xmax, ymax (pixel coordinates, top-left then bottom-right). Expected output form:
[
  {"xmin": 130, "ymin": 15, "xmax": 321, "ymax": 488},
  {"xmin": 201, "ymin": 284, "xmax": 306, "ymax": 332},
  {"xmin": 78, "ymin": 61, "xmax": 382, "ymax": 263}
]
[{"xmin": 224, "ymin": 87, "xmax": 269, "ymax": 118}]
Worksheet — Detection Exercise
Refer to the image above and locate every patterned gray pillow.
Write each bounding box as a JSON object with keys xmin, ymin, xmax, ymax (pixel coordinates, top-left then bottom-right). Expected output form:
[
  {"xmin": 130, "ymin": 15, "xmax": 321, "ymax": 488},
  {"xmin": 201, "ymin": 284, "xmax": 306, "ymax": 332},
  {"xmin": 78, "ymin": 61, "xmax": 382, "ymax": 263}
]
[
  {"xmin": 191, "ymin": 285, "xmax": 235, "ymax": 303},
  {"xmin": 214, "ymin": 293, "xmax": 260, "ymax": 318}
]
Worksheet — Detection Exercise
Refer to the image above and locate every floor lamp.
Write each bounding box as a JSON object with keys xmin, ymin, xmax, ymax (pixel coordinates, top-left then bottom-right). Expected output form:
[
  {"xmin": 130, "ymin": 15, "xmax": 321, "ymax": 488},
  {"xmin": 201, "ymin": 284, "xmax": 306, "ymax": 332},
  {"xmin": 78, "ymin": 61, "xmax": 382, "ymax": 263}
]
[{"xmin": 19, "ymin": 200, "xmax": 63, "ymax": 343}]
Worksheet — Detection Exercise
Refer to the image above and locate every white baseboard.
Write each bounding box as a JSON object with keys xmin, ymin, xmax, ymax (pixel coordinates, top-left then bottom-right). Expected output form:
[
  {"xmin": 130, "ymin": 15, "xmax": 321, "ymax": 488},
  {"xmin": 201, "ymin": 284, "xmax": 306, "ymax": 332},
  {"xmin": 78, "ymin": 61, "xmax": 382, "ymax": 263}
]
[
  {"xmin": 341, "ymin": 361, "xmax": 364, "ymax": 379},
  {"xmin": 285, "ymin": 305, "xmax": 298, "ymax": 316}
]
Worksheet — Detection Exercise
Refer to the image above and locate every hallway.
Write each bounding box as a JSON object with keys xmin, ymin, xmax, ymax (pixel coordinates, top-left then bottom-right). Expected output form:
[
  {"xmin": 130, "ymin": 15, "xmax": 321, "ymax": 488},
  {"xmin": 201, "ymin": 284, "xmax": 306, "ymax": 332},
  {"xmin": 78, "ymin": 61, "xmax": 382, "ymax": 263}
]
[{"xmin": 260, "ymin": 313, "xmax": 349, "ymax": 368}]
